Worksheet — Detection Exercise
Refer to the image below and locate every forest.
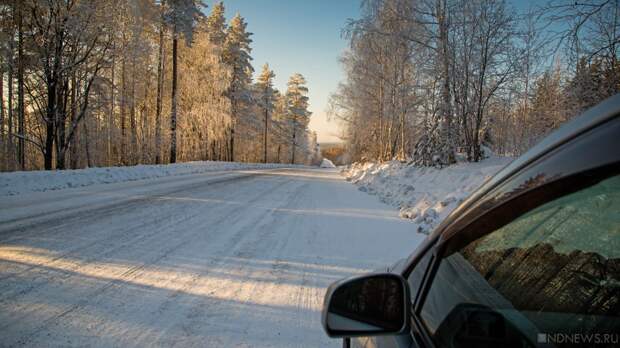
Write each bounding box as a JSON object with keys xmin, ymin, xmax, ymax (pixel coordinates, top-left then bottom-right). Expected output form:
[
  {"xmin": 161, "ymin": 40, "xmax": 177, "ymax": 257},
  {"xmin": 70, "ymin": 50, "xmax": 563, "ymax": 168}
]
[
  {"xmin": 0, "ymin": 0, "xmax": 320, "ymax": 171},
  {"xmin": 330, "ymin": 0, "xmax": 619, "ymax": 165}
]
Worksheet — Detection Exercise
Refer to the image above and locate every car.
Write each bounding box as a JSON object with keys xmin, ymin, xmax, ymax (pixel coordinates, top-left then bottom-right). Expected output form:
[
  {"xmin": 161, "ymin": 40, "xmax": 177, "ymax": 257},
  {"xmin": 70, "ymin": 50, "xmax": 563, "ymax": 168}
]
[{"xmin": 322, "ymin": 94, "xmax": 620, "ymax": 348}]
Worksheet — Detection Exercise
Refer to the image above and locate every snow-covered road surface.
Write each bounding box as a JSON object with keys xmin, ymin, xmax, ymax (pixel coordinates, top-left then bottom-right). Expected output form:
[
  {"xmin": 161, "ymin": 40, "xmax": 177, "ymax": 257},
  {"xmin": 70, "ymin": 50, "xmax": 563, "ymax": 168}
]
[{"xmin": 0, "ymin": 167, "xmax": 424, "ymax": 347}]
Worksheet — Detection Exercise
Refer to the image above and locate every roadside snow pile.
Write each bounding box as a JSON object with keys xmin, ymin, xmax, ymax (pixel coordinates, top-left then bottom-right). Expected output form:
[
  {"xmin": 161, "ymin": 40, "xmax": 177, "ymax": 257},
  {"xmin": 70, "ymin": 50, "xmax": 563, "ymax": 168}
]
[
  {"xmin": 320, "ymin": 158, "xmax": 336, "ymax": 168},
  {"xmin": 0, "ymin": 161, "xmax": 299, "ymax": 196},
  {"xmin": 343, "ymin": 156, "xmax": 513, "ymax": 234}
]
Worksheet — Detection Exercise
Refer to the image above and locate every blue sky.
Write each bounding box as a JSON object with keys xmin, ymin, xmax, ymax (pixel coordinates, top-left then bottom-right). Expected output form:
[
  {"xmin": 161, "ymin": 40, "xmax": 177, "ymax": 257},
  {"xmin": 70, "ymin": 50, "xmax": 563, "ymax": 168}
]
[
  {"xmin": 208, "ymin": 0, "xmax": 547, "ymax": 144},
  {"xmin": 207, "ymin": 0, "xmax": 360, "ymax": 143}
]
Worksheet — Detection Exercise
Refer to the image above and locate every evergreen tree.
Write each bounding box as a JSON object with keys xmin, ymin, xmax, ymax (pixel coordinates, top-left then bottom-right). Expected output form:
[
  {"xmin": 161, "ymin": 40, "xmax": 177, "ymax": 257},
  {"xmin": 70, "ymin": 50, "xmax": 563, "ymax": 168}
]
[
  {"xmin": 206, "ymin": 1, "xmax": 226, "ymax": 46},
  {"xmin": 223, "ymin": 13, "xmax": 253, "ymax": 161},
  {"xmin": 285, "ymin": 73, "xmax": 311, "ymax": 164},
  {"xmin": 164, "ymin": 0, "xmax": 204, "ymax": 163},
  {"xmin": 531, "ymin": 68, "xmax": 563, "ymax": 142},
  {"xmin": 256, "ymin": 63, "xmax": 276, "ymax": 163}
]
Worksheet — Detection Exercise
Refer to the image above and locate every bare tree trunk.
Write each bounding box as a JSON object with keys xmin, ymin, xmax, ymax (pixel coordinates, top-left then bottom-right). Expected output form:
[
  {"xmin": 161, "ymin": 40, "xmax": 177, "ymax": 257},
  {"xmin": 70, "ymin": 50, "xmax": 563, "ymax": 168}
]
[
  {"xmin": 120, "ymin": 56, "xmax": 127, "ymax": 165},
  {"xmin": 224, "ymin": 129, "xmax": 230, "ymax": 161},
  {"xmin": 202, "ymin": 126, "xmax": 211, "ymax": 161},
  {"xmin": 1, "ymin": 67, "xmax": 5, "ymax": 170},
  {"xmin": 17, "ymin": 5, "xmax": 24, "ymax": 170},
  {"xmin": 108, "ymin": 44, "xmax": 115, "ymax": 166},
  {"xmin": 55, "ymin": 79, "xmax": 69, "ymax": 170},
  {"xmin": 229, "ymin": 121, "xmax": 235, "ymax": 162},
  {"xmin": 130, "ymin": 55, "xmax": 137, "ymax": 165},
  {"xmin": 155, "ymin": 18, "xmax": 165, "ymax": 165},
  {"xmin": 141, "ymin": 71, "xmax": 150, "ymax": 164},
  {"xmin": 378, "ymin": 76, "xmax": 384, "ymax": 161},
  {"xmin": 263, "ymin": 105, "xmax": 268, "ymax": 163},
  {"xmin": 83, "ymin": 116, "xmax": 92, "ymax": 167},
  {"xmin": 229, "ymin": 79, "xmax": 236, "ymax": 163},
  {"xmin": 43, "ymin": 76, "xmax": 54, "ymax": 170},
  {"xmin": 400, "ymin": 110, "xmax": 406, "ymax": 161},
  {"xmin": 473, "ymin": 39, "xmax": 489, "ymax": 162},
  {"xmin": 437, "ymin": 0, "xmax": 455, "ymax": 164},
  {"xmin": 169, "ymin": 30, "xmax": 178, "ymax": 164},
  {"xmin": 70, "ymin": 76, "xmax": 79, "ymax": 169},
  {"xmin": 386, "ymin": 114, "xmax": 393, "ymax": 159},
  {"xmin": 291, "ymin": 121, "xmax": 296, "ymax": 165},
  {"xmin": 7, "ymin": 62, "xmax": 14, "ymax": 171}
]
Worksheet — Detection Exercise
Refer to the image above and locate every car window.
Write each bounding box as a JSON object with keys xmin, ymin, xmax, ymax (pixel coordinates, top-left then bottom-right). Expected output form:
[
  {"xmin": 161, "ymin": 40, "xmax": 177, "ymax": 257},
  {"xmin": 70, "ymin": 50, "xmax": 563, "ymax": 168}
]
[
  {"xmin": 407, "ymin": 248, "xmax": 432, "ymax": 304},
  {"xmin": 419, "ymin": 174, "xmax": 620, "ymax": 347}
]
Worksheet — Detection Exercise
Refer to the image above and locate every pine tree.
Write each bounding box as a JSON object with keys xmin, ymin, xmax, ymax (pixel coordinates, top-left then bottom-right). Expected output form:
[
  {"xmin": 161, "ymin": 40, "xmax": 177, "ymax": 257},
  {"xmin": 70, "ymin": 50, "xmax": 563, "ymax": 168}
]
[
  {"xmin": 285, "ymin": 73, "xmax": 311, "ymax": 164},
  {"xmin": 155, "ymin": 2, "xmax": 166, "ymax": 164},
  {"xmin": 206, "ymin": 2, "xmax": 226, "ymax": 46},
  {"xmin": 256, "ymin": 63, "xmax": 276, "ymax": 163},
  {"xmin": 531, "ymin": 68, "xmax": 563, "ymax": 142},
  {"xmin": 223, "ymin": 13, "xmax": 253, "ymax": 162},
  {"xmin": 164, "ymin": 0, "xmax": 204, "ymax": 163}
]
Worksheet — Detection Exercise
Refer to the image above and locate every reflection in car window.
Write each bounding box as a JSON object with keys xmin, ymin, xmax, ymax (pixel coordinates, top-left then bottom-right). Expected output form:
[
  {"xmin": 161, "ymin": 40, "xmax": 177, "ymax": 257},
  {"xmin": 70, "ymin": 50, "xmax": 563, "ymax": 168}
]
[
  {"xmin": 407, "ymin": 249, "xmax": 432, "ymax": 304},
  {"xmin": 420, "ymin": 174, "xmax": 620, "ymax": 347}
]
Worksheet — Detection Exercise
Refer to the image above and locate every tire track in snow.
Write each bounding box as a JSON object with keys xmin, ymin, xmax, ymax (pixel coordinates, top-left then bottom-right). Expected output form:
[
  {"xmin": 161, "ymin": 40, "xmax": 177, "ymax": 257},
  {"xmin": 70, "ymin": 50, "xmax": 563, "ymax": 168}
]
[
  {"xmin": 11, "ymin": 174, "xmax": 293, "ymax": 347},
  {"xmin": 0, "ymin": 172, "xmax": 260, "ymax": 288},
  {"xmin": 0, "ymin": 172, "xmax": 257, "ymax": 238},
  {"xmin": 140, "ymin": 175, "xmax": 299, "ymax": 346},
  {"xmin": 0, "ymin": 173, "xmax": 276, "ymax": 346}
]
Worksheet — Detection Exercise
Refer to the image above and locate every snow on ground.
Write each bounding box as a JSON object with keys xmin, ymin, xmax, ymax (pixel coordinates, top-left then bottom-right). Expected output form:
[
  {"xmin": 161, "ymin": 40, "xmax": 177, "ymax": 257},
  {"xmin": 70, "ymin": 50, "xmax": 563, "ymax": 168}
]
[
  {"xmin": 342, "ymin": 155, "xmax": 513, "ymax": 234},
  {"xmin": 0, "ymin": 167, "xmax": 423, "ymax": 347},
  {"xmin": 320, "ymin": 158, "xmax": 336, "ymax": 168},
  {"xmin": 0, "ymin": 161, "xmax": 302, "ymax": 196}
]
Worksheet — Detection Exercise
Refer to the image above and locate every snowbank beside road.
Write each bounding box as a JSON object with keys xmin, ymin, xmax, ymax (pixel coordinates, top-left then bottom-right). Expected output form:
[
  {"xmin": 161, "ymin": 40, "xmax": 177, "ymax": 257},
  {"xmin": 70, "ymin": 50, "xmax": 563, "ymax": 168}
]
[
  {"xmin": 343, "ymin": 156, "xmax": 513, "ymax": 234},
  {"xmin": 0, "ymin": 161, "xmax": 301, "ymax": 196}
]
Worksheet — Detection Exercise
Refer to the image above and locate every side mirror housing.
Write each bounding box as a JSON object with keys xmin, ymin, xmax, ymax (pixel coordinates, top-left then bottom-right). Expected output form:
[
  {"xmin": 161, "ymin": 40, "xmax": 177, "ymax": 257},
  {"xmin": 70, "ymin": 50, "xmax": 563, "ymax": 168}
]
[{"xmin": 321, "ymin": 272, "xmax": 410, "ymax": 338}]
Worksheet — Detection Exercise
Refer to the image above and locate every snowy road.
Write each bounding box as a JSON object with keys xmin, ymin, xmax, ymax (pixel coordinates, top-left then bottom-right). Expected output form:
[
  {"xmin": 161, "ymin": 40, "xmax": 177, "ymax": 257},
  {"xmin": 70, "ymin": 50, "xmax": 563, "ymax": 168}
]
[{"xmin": 0, "ymin": 167, "xmax": 423, "ymax": 347}]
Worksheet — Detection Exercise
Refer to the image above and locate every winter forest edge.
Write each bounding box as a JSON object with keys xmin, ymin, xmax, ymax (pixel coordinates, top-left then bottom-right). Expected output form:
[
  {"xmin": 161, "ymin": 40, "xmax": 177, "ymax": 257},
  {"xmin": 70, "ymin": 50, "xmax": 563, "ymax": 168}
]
[
  {"xmin": 0, "ymin": 0, "xmax": 319, "ymax": 171},
  {"xmin": 0, "ymin": 0, "xmax": 619, "ymax": 172}
]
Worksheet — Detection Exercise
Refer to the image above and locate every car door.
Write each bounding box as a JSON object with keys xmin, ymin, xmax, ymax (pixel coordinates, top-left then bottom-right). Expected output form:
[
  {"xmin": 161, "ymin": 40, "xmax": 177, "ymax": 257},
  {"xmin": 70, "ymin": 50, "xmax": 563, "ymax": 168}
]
[
  {"xmin": 408, "ymin": 117, "xmax": 620, "ymax": 347},
  {"xmin": 349, "ymin": 244, "xmax": 436, "ymax": 348}
]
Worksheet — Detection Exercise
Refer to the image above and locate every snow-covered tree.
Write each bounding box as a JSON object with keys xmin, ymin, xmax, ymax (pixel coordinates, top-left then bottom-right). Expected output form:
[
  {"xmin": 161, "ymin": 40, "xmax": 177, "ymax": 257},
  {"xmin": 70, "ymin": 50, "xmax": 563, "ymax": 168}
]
[
  {"xmin": 223, "ymin": 13, "xmax": 253, "ymax": 162},
  {"xmin": 0, "ymin": 0, "xmax": 320, "ymax": 171},
  {"xmin": 163, "ymin": 0, "xmax": 204, "ymax": 163},
  {"xmin": 284, "ymin": 73, "xmax": 312, "ymax": 164},
  {"xmin": 206, "ymin": 1, "xmax": 226, "ymax": 46},
  {"xmin": 256, "ymin": 63, "xmax": 276, "ymax": 163},
  {"xmin": 530, "ymin": 67, "xmax": 564, "ymax": 143}
]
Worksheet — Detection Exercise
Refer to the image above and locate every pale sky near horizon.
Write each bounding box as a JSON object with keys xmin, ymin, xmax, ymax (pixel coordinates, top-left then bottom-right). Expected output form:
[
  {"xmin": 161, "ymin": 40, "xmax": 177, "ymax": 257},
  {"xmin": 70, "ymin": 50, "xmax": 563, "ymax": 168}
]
[{"xmin": 207, "ymin": 0, "xmax": 360, "ymax": 144}]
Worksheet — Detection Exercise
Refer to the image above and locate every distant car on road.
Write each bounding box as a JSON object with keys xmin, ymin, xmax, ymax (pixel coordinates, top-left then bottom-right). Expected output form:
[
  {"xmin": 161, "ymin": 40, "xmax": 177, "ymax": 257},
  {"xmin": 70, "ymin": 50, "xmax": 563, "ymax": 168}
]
[{"xmin": 322, "ymin": 95, "xmax": 620, "ymax": 348}]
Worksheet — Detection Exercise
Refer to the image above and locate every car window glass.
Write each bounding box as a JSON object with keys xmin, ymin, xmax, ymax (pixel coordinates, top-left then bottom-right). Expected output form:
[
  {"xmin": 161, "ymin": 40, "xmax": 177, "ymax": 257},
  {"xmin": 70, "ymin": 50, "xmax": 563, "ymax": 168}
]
[
  {"xmin": 419, "ymin": 174, "xmax": 620, "ymax": 347},
  {"xmin": 407, "ymin": 249, "xmax": 432, "ymax": 304}
]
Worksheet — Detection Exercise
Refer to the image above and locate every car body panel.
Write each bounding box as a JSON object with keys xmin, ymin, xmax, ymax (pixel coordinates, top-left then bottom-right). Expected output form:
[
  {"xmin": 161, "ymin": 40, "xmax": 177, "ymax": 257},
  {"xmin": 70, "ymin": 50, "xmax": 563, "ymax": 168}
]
[
  {"xmin": 344, "ymin": 94, "xmax": 620, "ymax": 348},
  {"xmin": 429, "ymin": 94, "xmax": 620, "ymax": 247}
]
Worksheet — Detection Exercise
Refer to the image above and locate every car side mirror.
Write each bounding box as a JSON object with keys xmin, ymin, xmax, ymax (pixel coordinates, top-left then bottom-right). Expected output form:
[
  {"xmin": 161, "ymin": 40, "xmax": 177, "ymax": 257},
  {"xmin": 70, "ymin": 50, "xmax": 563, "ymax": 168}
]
[{"xmin": 321, "ymin": 273, "xmax": 410, "ymax": 338}]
